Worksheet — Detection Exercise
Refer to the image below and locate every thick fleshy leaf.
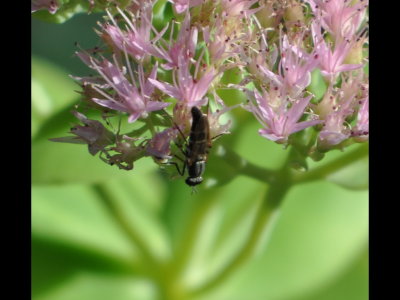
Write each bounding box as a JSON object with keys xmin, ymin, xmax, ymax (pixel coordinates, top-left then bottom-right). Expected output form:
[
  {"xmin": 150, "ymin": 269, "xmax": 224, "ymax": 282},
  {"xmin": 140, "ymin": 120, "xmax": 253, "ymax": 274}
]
[
  {"xmin": 32, "ymin": 56, "xmax": 78, "ymax": 137},
  {"xmin": 296, "ymin": 248, "xmax": 368, "ymax": 300},
  {"xmin": 194, "ymin": 181, "xmax": 368, "ymax": 300},
  {"xmin": 32, "ymin": 184, "xmax": 137, "ymax": 260},
  {"xmin": 32, "ymin": 236, "xmax": 136, "ymax": 297},
  {"xmin": 32, "ymin": 138, "xmax": 156, "ymax": 184},
  {"xmin": 326, "ymin": 156, "xmax": 368, "ymax": 190},
  {"xmin": 32, "ymin": 174, "xmax": 169, "ymax": 298},
  {"xmin": 33, "ymin": 273, "xmax": 157, "ymax": 300},
  {"xmin": 307, "ymin": 68, "xmax": 328, "ymax": 102}
]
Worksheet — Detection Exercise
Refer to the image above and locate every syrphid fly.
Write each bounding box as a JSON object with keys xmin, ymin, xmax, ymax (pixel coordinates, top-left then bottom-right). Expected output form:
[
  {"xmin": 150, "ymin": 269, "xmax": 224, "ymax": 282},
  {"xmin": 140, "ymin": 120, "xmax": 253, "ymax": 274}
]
[{"xmin": 168, "ymin": 106, "xmax": 212, "ymax": 187}]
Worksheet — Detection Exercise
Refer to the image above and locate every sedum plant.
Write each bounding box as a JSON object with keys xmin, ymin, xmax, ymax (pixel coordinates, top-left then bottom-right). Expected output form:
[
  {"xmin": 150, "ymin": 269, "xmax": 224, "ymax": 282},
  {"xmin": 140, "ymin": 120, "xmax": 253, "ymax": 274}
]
[{"xmin": 32, "ymin": 1, "xmax": 368, "ymax": 300}]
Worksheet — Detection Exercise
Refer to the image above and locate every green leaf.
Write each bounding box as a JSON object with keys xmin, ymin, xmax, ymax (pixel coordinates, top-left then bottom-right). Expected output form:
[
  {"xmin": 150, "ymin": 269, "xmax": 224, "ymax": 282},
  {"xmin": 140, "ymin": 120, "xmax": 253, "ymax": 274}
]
[
  {"xmin": 32, "ymin": 138, "xmax": 157, "ymax": 184},
  {"xmin": 32, "ymin": 56, "xmax": 78, "ymax": 137},
  {"xmin": 33, "ymin": 273, "xmax": 157, "ymax": 300},
  {"xmin": 181, "ymin": 177, "xmax": 267, "ymax": 283},
  {"xmin": 100, "ymin": 177, "xmax": 171, "ymax": 261},
  {"xmin": 32, "ymin": 184, "xmax": 137, "ymax": 259},
  {"xmin": 234, "ymin": 120, "xmax": 288, "ymax": 170},
  {"xmin": 32, "ymin": 236, "xmax": 136, "ymax": 297},
  {"xmin": 196, "ymin": 181, "xmax": 368, "ymax": 300},
  {"xmin": 296, "ymin": 248, "xmax": 368, "ymax": 300},
  {"xmin": 153, "ymin": 1, "xmax": 174, "ymax": 31},
  {"xmin": 325, "ymin": 156, "xmax": 368, "ymax": 190},
  {"xmin": 308, "ymin": 68, "xmax": 327, "ymax": 102}
]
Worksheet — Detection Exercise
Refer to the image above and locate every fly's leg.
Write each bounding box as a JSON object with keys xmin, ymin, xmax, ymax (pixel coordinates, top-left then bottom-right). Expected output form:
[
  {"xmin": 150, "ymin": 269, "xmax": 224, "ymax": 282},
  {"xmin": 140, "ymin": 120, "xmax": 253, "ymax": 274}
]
[{"xmin": 164, "ymin": 161, "xmax": 186, "ymax": 176}]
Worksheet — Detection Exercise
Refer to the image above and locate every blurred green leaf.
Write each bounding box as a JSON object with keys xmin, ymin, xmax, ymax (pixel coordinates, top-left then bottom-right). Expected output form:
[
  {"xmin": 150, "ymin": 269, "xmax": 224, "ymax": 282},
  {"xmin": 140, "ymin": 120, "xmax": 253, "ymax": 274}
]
[
  {"xmin": 32, "ymin": 236, "xmax": 136, "ymax": 297},
  {"xmin": 101, "ymin": 176, "xmax": 171, "ymax": 261},
  {"xmin": 153, "ymin": 0, "xmax": 174, "ymax": 31},
  {"xmin": 32, "ymin": 56, "xmax": 78, "ymax": 137},
  {"xmin": 160, "ymin": 178, "xmax": 209, "ymax": 251},
  {"xmin": 32, "ymin": 184, "xmax": 137, "ymax": 260},
  {"xmin": 295, "ymin": 248, "xmax": 368, "ymax": 300},
  {"xmin": 33, "ymin": 273, "xmax": 157, "ymax": 300},
  {"xmin": 308, "ymin": 68, "xmax": 327, "ymax": 102},
  {"xmin": 181, "ymin": 177, "xmax": 267, "ymax": 286},
  {"xmin": 32, "ymin": 138, "xmax": 156, "ymax": 184},
  {"xmin": 234, "ymin": 120, "xmax": 288, "ymax": 170},
  {"xmin": 326, "ymin": 156, "xmax": 368, "ymax": 190},
  {"xmin": 195, "ymin": 181, "xmax": 368, "ymax": 300}
]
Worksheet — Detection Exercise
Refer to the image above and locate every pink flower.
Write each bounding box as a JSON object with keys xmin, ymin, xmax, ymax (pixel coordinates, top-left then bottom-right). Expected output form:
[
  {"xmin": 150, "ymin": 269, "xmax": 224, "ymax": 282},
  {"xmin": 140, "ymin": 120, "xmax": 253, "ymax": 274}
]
[
  {"xmin": 31, "ymin": 0, "xmax": 59, "ymax": 14},
  {"xmin": 318, "ymin": 88, "xmax": 356, "ymax": 148},
  {"xmin": 76, "ymin": 52, "xmax": 170, "ymax": 123},
  {"xmin": 203, "ymin": 18, "xmax": 241, "ymax": 66},
  {"xmin": 312, "ymin": 22, "xmax": 363, "ymax": 80},
  {"xmin": 207, "ymin": 92, "xmax": 240, "ymax": 138},
  {"xmin": 169, "ymin": 0, "xmax": 204, "ymax": 14},
  {"xmin": 221, "ymin": 0, "xmax": 260, "ymax": 18},
  {"xmin": 102, "ymin": 5, "xmax": 168, "ymax": 61},
  {"xmin": 158, "ymin": 13, "xmax": 199, "ymax": 70},
  {"xmin": 246, "ymin": 89, "xmax": 322, "ymax": 144},
  {"xmin": 257, "ymin": 33, "xmax": 319, "ymax": 97},
  {"xmin": 50, "ymin": 111, "xmax": 114, "ymax": 155},
  {"xmin": 149, "ymin": 56, "xmax": 217, "ymax": 107},
  {"xmin": 352, "ymin": 97, "xmax": 368, "ymax": 141},
  {"xmin": 146, "ymin": 128, "xmax": 178, "ymax": 162},
  {"xmin": 306, "ymin": 0, "xmax": 368, "ymax": 40}
]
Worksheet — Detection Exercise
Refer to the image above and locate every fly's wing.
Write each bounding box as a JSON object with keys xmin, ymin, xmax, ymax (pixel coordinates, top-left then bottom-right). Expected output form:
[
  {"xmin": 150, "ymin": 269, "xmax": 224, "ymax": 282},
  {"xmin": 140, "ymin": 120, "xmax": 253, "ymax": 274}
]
[{"xmin": 189, "ymin": 106, "xmax": 211, "ymax": 154}]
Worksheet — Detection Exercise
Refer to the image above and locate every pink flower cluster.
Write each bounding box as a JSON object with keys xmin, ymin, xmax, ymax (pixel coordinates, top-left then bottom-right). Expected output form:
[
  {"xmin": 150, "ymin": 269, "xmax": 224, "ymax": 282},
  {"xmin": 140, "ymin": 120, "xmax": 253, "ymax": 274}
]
[{"xmin": 51, "ymin": 0, "xmax": 368, "ymax": 171}]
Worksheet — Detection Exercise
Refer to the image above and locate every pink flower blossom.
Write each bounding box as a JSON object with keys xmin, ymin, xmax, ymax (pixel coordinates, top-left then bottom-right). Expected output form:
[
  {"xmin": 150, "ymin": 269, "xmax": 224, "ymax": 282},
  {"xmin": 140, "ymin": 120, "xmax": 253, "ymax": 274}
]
[
  {"xmin": 31, "ymin": 0, "xmax": 59, "ymax": 14},
  {"xmin": 158, "ymin": 13, "xmax": 199, "ymax": 70},
  {"xmin": 50, "ymin": 111, "xmax": 114, "ymax": 155},
  {"xmin": 312, "ymin": 21, "xmax": 363, "ymax": 80},
  {"xmin": 207, "ymin": 92, "xmax": 240, "ymax": 138},
  {"xmin": 318, "ymin": 87, "xmax": 356, "ymax": 148},
  {"xmin": 76, "ymin": 52, "xmax": 170, "ymax": 122},
  {"xmin": 221, "ymin": 0, "xmax": 260, "ymax": 18},
  {"xmin": 257, "ymin": 33, "xmax": 319, "ymax": 97},
  {"xmin": 149, "ymin": 56, "xmax": 217, "ymax": 107},
  {"xmin": 306, "ymin": 0, "xmax": 368, "ymax": 40},
  {"xmin": 352, "ymin": 97, "xmax": 368, "ymax": 141},
  {"xmin": 146, "ymin": 128, "xmax": 178, "ymax": 162},
  {"xmin": 169, "ymin": 0, "xmax": 204, "ymax": 14},
  {"xmin": 102, "ymin": 5, "xmax": 168, "ymax": 61},
  {"xmin": 203, "ymin": 18, "xmax": 241, "ymax": 66},
  {"xmin": 246, "ymin": 89, "xmax": 322, "ymax": 144}
]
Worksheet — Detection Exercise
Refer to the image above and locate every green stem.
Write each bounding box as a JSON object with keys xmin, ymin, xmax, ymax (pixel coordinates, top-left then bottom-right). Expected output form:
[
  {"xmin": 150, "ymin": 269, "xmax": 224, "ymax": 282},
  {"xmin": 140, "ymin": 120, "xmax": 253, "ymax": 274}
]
[
  {"xmin": 92, "ymin": 184, "xmax": 159, "ymax": 271},
  {"xmin": 293, "ymin": 144, "xmax": 368, "ymax": 184},
  {"xmin": 216, "ymin": 145, "xmax": 276, "ymax": 183}
]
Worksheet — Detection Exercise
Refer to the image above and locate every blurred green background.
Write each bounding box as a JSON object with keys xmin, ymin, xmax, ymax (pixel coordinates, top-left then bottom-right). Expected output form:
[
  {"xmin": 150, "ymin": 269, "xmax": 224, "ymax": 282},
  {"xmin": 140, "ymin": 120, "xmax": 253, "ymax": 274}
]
[{"xmin": 32, "ymin": 11, "xmax": 368, "ymax": 300}]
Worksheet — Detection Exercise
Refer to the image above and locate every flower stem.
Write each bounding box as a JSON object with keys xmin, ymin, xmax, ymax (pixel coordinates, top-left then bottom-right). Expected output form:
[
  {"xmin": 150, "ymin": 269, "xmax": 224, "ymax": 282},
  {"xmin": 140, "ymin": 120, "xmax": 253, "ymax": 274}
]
[
  {"xmin": 215, "ymin": 145, "xmax": 276, "ymax": 183},
  {"xmin": 293, "ymin": 144, "xmax": 368, "ymax": 184}
]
